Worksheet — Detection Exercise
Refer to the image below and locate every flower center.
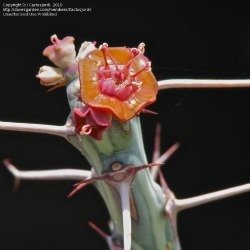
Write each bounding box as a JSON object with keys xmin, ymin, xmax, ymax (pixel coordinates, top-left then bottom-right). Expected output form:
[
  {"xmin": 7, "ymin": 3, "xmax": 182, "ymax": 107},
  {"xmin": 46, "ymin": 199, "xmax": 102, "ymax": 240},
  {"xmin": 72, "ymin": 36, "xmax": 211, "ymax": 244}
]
[{"xmin": 97, "ymin": 45, "xmax": 150, "ymax": 101}]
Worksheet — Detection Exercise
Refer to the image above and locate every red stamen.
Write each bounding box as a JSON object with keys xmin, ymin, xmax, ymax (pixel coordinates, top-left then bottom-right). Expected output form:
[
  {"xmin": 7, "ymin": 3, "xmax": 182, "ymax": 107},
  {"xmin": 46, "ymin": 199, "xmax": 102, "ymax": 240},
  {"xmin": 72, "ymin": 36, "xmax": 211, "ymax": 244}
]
[
  {"xmin": 101, "ymin": 44, "xmax": 110, "ymax": 70},
  {"xmin": 50, "ymin": 35, "xmax": 59, "ymax": 45},
  {"xmin": 80, "ymin": 124, "xmax": 92, "ymax": 135},
  {"xmin": 131, "ymin": 62, "xmax": 151, "ymax": 78},
  {"xmin": 105, "ymin": 48, "xmax": 120, "ymax": 72},
  {"xmin": 121, "ymin": 51, "xmax": 140, "ymax": 75}
]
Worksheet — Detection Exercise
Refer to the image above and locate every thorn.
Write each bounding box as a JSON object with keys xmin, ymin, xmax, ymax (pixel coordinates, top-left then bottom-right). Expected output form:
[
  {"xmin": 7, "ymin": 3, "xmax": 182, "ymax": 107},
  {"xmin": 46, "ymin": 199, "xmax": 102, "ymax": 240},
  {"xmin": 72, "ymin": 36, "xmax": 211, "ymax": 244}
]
[
  {"xmin": 140, "ymin": 109, "xmax": 158, "ymax": 115},
  {"xmin": 68, "ymin": 175, "xmax": 111, "ymax": 198},
  {"xmin": 47, "ymin": 82, "xmax": 67, "ymax": 92},
  {"xmin": 156, "ymin": 143, "xmax": 180, "ymax": 163},
  {"xmin": 3, "ymin": 159, "xmax": 21, "ymax": 192},
  {"xmin": 88, "ymin": 221, "xmax": 109, "ymax": 239},
  {"xmin": 13, "ymin": 178, "xmax": 21, "ymax": 192},
  {"xmin": 152, "ymin": 123, "xmax": 161, "ymax": 163},
  {"xmin": 67, "ymin": 182, "xmax": 88, "ymax": 198},
  {"xmin": 135, "ymin": 162, "xmax": 164, "ymax": 173},
  {"xmin": 151, "ymin": 142, "xmax": 180, "ymax": 181},
  {"xmin": 158, "ymin": 170, "xmax": 170, "ymax": 192}
]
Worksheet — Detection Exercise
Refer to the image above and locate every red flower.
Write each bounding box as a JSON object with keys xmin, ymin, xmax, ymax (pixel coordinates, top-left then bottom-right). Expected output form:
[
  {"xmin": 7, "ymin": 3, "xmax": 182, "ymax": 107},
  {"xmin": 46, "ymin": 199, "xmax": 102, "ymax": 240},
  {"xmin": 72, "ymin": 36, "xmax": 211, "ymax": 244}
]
[
  {"xmin": 78, "ymin": 44, "xmax": 158, "ymax": 121},
  {"xmin": 73, "ymin": 106, "xmax": 112, "ymax": 140}
]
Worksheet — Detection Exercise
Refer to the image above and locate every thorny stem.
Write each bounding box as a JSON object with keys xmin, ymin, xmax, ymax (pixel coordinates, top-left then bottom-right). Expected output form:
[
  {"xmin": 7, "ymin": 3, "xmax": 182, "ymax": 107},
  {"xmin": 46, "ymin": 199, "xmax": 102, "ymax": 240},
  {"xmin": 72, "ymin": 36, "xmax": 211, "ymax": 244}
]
[
  {"xmin": 0, "ymin": 121, "xmax": 74, "ymax": 138},
  {"xmin": 158, "ymin": 79, "xmax": 250, "ymax": 90},
  {"xmin": 3, "ymin": 159, "xmax": 91, "ymax": 190}
]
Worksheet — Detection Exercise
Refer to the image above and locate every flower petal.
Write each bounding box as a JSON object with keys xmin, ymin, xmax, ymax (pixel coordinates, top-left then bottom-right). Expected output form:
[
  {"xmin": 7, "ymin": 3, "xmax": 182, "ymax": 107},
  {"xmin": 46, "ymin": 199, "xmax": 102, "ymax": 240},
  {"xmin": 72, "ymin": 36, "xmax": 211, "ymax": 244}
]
[
  {"xmin": 73, "ymin": 106, "xmax": 112, "ymax": 140},
  {"xmin": 76, "ymin": 41, "xmax": 97, "ymax": 62}
]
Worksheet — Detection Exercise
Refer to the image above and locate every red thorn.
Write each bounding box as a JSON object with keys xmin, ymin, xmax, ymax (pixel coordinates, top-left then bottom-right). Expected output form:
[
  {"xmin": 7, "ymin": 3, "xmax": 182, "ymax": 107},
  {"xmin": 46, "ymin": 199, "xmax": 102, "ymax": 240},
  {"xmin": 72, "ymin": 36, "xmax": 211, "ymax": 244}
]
[
  {"xmin": 157, "ymin": 143, "xmax": 180, "ymax": 163},
  {"xmin": 158, "ymin": 170, "xmax": 170, "ymax": 191},
  {"xmin": 135, "ymin": 163, "xmax": 164, "ymax": 173},
  {"xmin": 140, "ymin": 109, "xmax": 158, "ymax": 115},
  {"xmin": 74, "ymin": 175, "xmax": 111, "ymax": 187},
  {"xmin": 152, "ymin": 123, "xmax": 161, "ymax": 162},
  {"xmin": 88, "ymin": 221, "xmax": 109, "ymax": 239},
  {"xmin": 68, "ymin": 175, "xmax": 112, "ymax": 198},
  {"xmin": 73, "ymin": 178, "xmax": 94, "ymax": 187},
  {"xmin": 2, "ymin": 158, "xmax": 11, "ymax": 166},
  {"xmin": 67, "ymin": 182, "xmax": 88, "ymax": 198}
]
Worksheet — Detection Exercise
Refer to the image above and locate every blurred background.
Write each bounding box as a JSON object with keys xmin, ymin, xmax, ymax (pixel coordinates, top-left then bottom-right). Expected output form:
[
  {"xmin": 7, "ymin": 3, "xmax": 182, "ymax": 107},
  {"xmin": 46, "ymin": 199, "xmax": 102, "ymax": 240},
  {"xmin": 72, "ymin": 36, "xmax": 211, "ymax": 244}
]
[{"xmin": 0, "ymin": 1, "xmax": 249, "ymax": 249}]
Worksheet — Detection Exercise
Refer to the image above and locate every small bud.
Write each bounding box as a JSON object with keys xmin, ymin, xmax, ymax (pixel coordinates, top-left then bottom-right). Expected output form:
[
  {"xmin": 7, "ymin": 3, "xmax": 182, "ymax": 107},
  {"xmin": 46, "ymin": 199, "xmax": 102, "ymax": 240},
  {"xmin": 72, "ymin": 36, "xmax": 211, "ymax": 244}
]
[
  {"xmin": 36, "ymin": 66, "xmax": 66, "ymax": 86},
  {"xmin": 43, "ymin": 34, "xmax": 76, "ymax": 69}
]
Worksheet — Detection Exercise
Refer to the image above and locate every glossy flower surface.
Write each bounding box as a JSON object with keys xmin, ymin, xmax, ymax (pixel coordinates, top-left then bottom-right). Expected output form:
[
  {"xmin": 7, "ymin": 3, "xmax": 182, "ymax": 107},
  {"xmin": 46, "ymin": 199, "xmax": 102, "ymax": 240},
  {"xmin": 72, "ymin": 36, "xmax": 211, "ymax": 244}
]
[{"xmin": 79, "ymin": 44, "xmax": 158, "ymax": 121}]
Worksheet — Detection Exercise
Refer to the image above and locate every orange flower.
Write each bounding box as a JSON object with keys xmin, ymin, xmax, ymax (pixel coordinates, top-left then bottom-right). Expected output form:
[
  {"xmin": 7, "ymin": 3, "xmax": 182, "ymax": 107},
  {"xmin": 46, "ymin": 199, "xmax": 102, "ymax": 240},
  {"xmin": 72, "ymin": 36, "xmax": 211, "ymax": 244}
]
[{"xmin": 78, "ymin": 44, "xmax": 158, "ymax": 121}]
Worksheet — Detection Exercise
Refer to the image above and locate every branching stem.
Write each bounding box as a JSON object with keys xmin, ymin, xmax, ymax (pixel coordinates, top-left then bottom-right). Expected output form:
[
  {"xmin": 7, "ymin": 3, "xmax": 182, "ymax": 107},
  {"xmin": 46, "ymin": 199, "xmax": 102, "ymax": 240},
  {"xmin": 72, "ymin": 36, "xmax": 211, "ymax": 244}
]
[
  {"xmin": 3, "ymin": 159, "xmax": 91, "ymax": 191},
  {"xmin": 0, "ymin": 121, "xmax": 74, "ymax": 138},
  {"xmin": 174, "ymin": 183, "xmax": 250, "ymax": 212},
  {"xmin": 158, "ymin": 79, "xmax": 250, "ymax": 90}
]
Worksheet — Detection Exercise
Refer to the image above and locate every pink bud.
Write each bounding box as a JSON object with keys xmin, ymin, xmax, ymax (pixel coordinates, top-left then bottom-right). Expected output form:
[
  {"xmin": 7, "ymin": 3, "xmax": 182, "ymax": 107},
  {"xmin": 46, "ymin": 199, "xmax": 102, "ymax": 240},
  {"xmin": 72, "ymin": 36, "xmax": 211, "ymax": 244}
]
[{"xmin": 43, "ymin": 34, "xmax": 76, "ymax": 69}]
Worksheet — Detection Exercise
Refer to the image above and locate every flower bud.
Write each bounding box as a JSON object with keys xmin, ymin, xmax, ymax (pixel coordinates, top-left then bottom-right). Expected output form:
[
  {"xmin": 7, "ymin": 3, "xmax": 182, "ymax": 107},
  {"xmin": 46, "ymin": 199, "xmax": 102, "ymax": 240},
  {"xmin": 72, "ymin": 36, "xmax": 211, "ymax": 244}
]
[
  {"xmin": 36, "ymin": 66, "xmax": 66, "ymax": 86},
  {"xmin": 43, "ymin": 34, "xmax": 76, "ymax": 69}
]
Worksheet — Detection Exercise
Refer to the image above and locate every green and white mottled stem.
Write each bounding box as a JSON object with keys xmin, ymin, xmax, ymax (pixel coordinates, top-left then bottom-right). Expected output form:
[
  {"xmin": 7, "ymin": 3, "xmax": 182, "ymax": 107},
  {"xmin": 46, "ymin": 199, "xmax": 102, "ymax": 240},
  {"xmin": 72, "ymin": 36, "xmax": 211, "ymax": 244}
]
[{"xmin": 158, "ymin": 79, "xmax": 250, "ymax": 90}]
